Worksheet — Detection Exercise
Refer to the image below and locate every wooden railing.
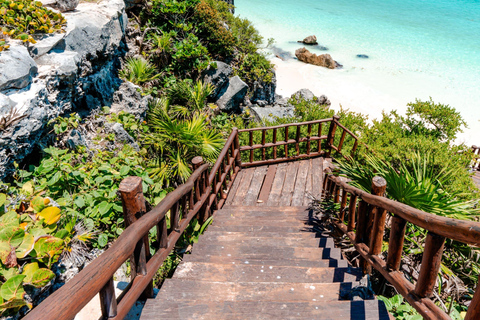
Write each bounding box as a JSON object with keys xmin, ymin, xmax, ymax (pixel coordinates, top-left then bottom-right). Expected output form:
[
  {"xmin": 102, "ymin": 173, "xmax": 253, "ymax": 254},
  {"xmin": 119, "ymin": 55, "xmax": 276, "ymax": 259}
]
[
  {"xmin": 238, "ymin": 115, "xmax": 359, "ymax": 167},
  {"xmin": 23, "ymin": 130, "xmax": 241, "ymax": 320},
  {"xmin": 323, "ymin": 173, "xmax": 480, "ymax": 320}
]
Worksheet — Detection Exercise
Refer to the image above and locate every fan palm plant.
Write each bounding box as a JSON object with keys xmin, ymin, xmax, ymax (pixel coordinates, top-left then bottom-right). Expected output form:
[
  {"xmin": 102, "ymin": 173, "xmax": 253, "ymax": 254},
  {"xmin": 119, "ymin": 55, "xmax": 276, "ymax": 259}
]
[
  {"xmin": 143, "ymin": 98, "xmax": 223, "ymax": 185},
  {"xmin": 119, "ymin": 57, "xmax": 160, "ymax": 86},
  {"xmin": 167, "ymin": 79, "xmax": 215, "ymax": 115},
  {"xmin": 338, "ymin": 153, "xmax": 479, "ymax": 219}
]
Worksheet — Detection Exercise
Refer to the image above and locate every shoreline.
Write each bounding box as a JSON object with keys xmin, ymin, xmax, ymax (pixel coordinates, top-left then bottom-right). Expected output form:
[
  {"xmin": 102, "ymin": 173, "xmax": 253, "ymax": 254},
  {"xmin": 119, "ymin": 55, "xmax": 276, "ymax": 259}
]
[{"xmin": 270, "ymin": 55, "xmax": 478, "ymax": 146}]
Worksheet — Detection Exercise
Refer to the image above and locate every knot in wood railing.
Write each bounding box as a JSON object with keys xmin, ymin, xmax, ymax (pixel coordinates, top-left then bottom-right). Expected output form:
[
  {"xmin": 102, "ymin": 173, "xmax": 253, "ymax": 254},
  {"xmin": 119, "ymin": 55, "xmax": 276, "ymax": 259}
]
[
  {"xmin": 324, "ymin": 173, "xmax": 480, "ymax": 320},
  {"xmin": 238, "ymin": 115, "xmax": 360, "ymax": 167}
]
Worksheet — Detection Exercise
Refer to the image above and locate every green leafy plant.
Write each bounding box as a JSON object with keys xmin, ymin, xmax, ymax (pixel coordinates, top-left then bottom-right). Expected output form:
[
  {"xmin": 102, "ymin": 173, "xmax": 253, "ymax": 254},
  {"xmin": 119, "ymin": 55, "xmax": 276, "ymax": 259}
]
[
  {"xmin": 119, "ymin": 57, "xmax": 160, "ymax": 86},
  {"xmin": 0, "ymin": 0, "xmax": 66, "ymax": 51},
  {"xmin": 377, "ymin": 295, "xmax": 422, "ymax": 320},
  {"xmin": 49, "ymin": 113, "xmax": 81, "ymax": 135}
]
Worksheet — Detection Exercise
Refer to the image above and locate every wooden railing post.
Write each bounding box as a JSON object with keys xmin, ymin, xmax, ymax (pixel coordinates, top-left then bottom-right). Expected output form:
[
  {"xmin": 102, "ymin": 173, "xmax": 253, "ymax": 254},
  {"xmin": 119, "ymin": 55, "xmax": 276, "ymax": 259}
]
[
  {"xmin": 465, "ymin": 275, "xmax": 480, "ymax": 320},
  {"xmin": 233, "ymin": 128, "xmax": 241, "ymax": 167},
  {"xmin": 415, "ymin": 232, "xmax": 445, "ymax": 298},
  {"xmin": 99, "ymin": 277, "xmax": 117, "ymax": 319},
  {"xmin": 339, "ymin": 189, "xmax": 348, "ymax": 222},
  {"xmin": 347, "ymin": 194, "xmax": 357, "ymax": 232},
  {"xmin": 369, "ymin": 177, "xmax": 387, "ymax": 255},
  {"xmin": 118, "ymin": 177, "xmax": 154, "ymax": 299},
  {"xmin": 326, "ymin": 115, "xmax": 340, "ymax": 157},
  {"xmin": 386, "ymin": 215, "xmax": 407, "ymax": 271}
]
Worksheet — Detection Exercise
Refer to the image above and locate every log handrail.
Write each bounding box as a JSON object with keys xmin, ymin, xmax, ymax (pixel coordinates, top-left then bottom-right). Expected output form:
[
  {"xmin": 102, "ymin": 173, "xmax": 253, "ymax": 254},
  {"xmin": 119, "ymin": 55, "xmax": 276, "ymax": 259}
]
[
  {"xmin": 238, "ymin": 116, "xmax": 360, "ymax": 167},
  {"xmin": 324, "ymin": 173, "xmax": 480, "ymax": 320},
  {"xmin": 24, "ymin": 129, "xmax": 242, "ymax": 320}
]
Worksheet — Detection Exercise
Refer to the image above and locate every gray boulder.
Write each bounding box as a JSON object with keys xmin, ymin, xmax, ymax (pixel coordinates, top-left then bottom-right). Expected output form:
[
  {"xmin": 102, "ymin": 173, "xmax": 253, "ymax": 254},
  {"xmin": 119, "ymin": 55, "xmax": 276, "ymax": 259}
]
[
  {"xmin": 111, "ymin": 81, "xmax": 150, "ymax": 120},
  {"xmin": 111, "ymin": 123, "xmax": 139, "ymax": 150},
  {"xmin": 66, "ymin": 129, "xmax": 87, "ymax": 149},
  {"xmin": 292, "ymin": 89, "xmax": 315, "ymax": 101},
  {"xmin": 29, "ymin": 33, "xmax": 65, "ymax": 59},
  {"xmin": 0, "ymin": 45, "xmax": 38, "ymax": 91},
  {"xmin": 250, "ymin": 106, "xmax": 295, "ymax": 123},
  {"xmin": 251, "ymin": 69, "xmax": 276, "ymax": 105},
  {"xmin": 56, "ymin": 0, "xmax": 80, "ymax": 12},
  {"xmin": 203, "ymin": 61, "xmax": 233, "ymax": 99},
  {"xmin": 298, "ymin": 35, "xmax": 318, "ymax": 45},
  {"xmin": 0, "ymin": 94, "xmax": 16, "ymax": 110},
  {"xmin": 215, "ymin": 76, "xmax": 248, "ymax": 113},
  {"xmin": 291, "ymin": 89, "xmax": 331, "ymax": 106}
]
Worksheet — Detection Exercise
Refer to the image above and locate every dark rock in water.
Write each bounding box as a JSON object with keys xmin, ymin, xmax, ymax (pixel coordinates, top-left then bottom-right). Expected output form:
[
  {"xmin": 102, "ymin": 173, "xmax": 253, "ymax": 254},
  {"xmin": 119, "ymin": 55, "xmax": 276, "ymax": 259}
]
[
  {"xmin": 356, "ymin": 54, "xmax": 369, "ymax": 59},
  {"xmin": 203, "ymin": 61, "xmax": 233, "ymax": 100},
  {"xmin": 272, "ymin": 46, "xmax": 294, "ymax": 60},
  {"xmin": 295, "ymin": 47, "xmax": 338, "ymax": 69},
  {"xmin": 215, "ymin": 76, "xmax": 248, "ymax": 113},
  {"xmin": 335, "ymin": 61, "xmax": 343, "ymax": 68},
  {"xmin": 298, "ymin": 35, "xmax": 318, "ymax": 45},
  {"xmin": 316, "ymin": 45, "xmax": 329, "ymax": 51}
]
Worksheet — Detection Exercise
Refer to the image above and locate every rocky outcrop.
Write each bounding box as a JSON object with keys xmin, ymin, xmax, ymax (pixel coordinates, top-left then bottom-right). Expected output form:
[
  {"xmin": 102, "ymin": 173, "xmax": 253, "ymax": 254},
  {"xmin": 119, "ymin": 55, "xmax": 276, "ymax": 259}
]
[
  {"xmin": 250, "ymin": 106, "xmax": 294, "ymax": 123},
  {"xmin": 203, "ymin": 61, "xmax": 233, "ymax": 100},
  {"xmin": 295, "ymin": 48, "xmax": 339, "ymax": 69},
  {"xmin": 215, "ymin": 76, "xmax": 248, "ymax": 113},
  {"xmin": 251, "ymin": 70, "xmax": 277, "ymax": 106},
  {"xmin": 0, "ymin": 0, "xmax": 140, "ymax": 178},
  {"xmin": 0, "ymin": 45, "xmax": 38, "ymax": 91},
  {"xmin": 298, "ymin": 35, "xmax": 318, "ymax": 45},
  {"xmin": 291, "ymin": 88, "xmax": 331, "ymax": 106},
  {"xmin": 56, "ymin": 0, "xmax": 80, "ymax": 12}
]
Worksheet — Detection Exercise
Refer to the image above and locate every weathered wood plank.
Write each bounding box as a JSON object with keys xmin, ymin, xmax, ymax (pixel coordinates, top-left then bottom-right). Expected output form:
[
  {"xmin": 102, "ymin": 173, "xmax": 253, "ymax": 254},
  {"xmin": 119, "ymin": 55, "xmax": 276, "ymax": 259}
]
[
  {"xmin": 244, "ymin": 166, "xmax": 269, "ymax": 206},
  {"xmin": 311, "ymin": 157, "xmax": 324, "ymax": 200},
  {"xmin": 224, "ymin": 169, "xmax": 246, "ymax": 206},
  {"xmin": 303, "ymin": 159, "xmax": 313, "ymax": 206},
  {"xmin": 231, "ymin": 168, "xmax": 255, "ymax": 206},
  {"xmin": 279, "ymin": 161, "xmax": 300, "ymax": 206},
  {"xmin": 266, "ymin": 163, "xmax": 288, "ymax": 206},
  {"xmin": 257, "ymin": 165, "xmax": 277, "ymax": 206},
  {"xmin": 291, "ymin": 160, "xmax": 310, "ymax": 206},
  {"xmin": 173, "ymin": 262, "xmax": 362, "ymax": 283}
]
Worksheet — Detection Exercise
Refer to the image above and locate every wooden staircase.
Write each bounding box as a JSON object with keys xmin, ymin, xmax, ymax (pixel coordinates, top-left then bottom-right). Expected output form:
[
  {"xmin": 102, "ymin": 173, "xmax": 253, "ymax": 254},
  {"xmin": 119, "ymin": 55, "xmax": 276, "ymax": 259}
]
[{"xmin": 140, "ymin": 206, "xmax": 390, "ymax": 319}]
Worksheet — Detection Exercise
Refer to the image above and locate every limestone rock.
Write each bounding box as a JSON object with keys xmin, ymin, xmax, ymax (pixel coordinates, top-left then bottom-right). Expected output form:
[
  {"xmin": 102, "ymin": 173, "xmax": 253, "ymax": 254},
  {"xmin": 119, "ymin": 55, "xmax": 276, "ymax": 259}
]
[
  {"xmin": 29, "ymin": 33, "xmax": 65, "ymax": 59},
  {"xmin": 111, "ymin": 81, "xmax": 150, "ymax": 120},
  {"xmin": 203, "ymin": 61, "xmax": 233, "ymax": 100},
  {"xmin": 56, "ymin": 0, "xmax": 80, "ymax": 12},
  {"xmin": 298, "ymin": 35, "xmax": 318, "ymax": 45},
  {"xmin": 215, "ymin": 76, "xmax": 248, "ymax": 113},
  {"xmin": 251, "ymin": 69, "xmax": 277, "ymax": 105},
  {"xmin": 111, "ymin": 123, "xmax": 139, "ymax": 150},
  {"xmin": 250, "ymin": 106, "xmax": 295, "ymax": 123},
  {"xmin": 291, "ymin": 89, "xmax": 331, "ymax": 106},
  {"xmin": 0, "ymin": 94, "xmax": 17, "ymax": 111},
  {"xmin": 295, "ymin": 47, "xmax": 338, "ymax": 69},
  {"xmin": 0, "ymin": 45, "xmax": 38, "ymax": 91},
  {"xmin": 66, "ymin": 129, "xmax": 87, "ymax": 149}
]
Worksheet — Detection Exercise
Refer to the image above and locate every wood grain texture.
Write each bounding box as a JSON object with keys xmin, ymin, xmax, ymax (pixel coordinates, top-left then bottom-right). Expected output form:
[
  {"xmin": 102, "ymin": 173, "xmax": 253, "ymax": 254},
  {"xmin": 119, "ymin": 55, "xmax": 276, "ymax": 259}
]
[
  {"xmin": 266, "ymin": 163, "xmax": 288, "ymax": 206},
  {"xmin": 244, "ymin": 166, "xmax": 268, "ymax": 206},
  {"xmin": 279, "ymin": 161, "xmax": 300, "ymax": 206},
  {"xmin": 291, "ymin": 160, "xmax": 310, "ymax": 206},
  {"xmin": 303, "ymin": 159, "xmax": 313, "ymax": 206},
  {"xmin": 231, "ymin": 168, "xmax": 255, "ymax": 206},
  {"xmin": 257, "ymin": 165, "xmax": 277, "ymax": 206},
  {"xmin": 224, "ymin": 169, "xmax": 245, "ymax": 206}
]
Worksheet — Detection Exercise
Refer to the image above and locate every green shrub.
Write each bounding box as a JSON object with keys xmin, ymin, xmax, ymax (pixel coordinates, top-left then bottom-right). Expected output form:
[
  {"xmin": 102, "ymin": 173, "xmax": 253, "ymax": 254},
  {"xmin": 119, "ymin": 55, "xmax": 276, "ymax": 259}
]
[
  {"xmin": 171, "ymin": 33, "xmax": 211, "ymax": 76},
  {"xmin": 235, "ymin": 53, "xmax": 274, "ymax": 86},
  {"xmin": 192, "ymin": 0, "xmax": 236, "ymax": 59},
  {"xmin": 0, "ymin": 0, "xmax": 66, "ymax": 50}
]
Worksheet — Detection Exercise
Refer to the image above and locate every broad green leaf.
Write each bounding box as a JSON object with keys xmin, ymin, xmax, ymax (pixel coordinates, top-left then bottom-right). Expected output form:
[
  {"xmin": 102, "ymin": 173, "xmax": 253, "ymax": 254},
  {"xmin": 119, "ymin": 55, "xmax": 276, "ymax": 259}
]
[
  {"xmin": 29, "ymin": 268, "xmax": 55, "ymax": 288},
  {"xmin": 0, "ymin": 298, "xmax": 28, "ymax": 311},
  {"xmin": 22, "ymin": 262, "xmax": 39, "ymax": 283},
  {"xmin": 47, "ymin": 171, "xmax": 62, "ymax": 186},
  {"xmin": 119, "ymin": 165, "xmax": 130, "ymax": 176},
  {"xmin": 0, "ymin": 275, "xmax": 25, "ymax": 300},
  {"xmin": 21, "ymin": 181, "xmax": 34, "ymax": 195},
  {"xmin": 74, "ymin": 196, "xmax": 85, "ymax": 208},
  {"xmin": 0, "ymin": 227, "xmax": 25, "ymax": 248},
  {"xmin": 31, "ymin": 196, "xmax": 45, "ymax": 213},
  {"xmin": 98, "ymin": 234, "xmax": 108, "ymax": 247},
  {"xmin": 98, "ymin": 201, "xmax": 111, "ymax": 217},
  {"xmin": 15, "ymin": 233, "xmax": 34, "ymax": 258},
  {"xmin": 54, "ymin": 229, "xmax": 69, "ymax": 239},
  {"xmin": 0, "ymin": 194, "xmax": 6, "ymax": 207},
  {"xmin": 37, "ymin": 207, "xmax": 61, "ymax": 225}
]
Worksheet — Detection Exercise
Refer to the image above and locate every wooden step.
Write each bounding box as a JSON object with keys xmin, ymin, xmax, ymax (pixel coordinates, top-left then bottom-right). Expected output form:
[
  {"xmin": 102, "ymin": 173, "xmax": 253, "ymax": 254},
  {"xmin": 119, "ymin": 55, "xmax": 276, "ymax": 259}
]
[
  {"xmin": 154, "ymin": 279, "xmax": 361, "ymax": 303},
  {"xmin": 219, "ymin": 206, "xmax": 310, "ymax": 211},
  {"xmin": 198, "ymin": 230, "xmax": 334, "ymax": 242},
  {"xmin": 198, "ymin": 232, "xmax": 334, "ymax": 248},
  {"xmin": 141, "ymin": 300, "xmax": 391, "ymax": 320},
  {"xmin": 173, "ymin": 262, "xmax": 362, "ymax": 283},
  {"xmin": 211, "ymin": 218, "xmax": 314, "ymax": 227},
  {"xmin": 214, "ymin": 209, "xmax": 314, "ymax": 219},
  {"xmin": 196, "ymin": 233, "xmax": 330, "ymax": 248},
  {"xmin": 206, "ymin": 224, "xmax": 318, "ymax": 233}
]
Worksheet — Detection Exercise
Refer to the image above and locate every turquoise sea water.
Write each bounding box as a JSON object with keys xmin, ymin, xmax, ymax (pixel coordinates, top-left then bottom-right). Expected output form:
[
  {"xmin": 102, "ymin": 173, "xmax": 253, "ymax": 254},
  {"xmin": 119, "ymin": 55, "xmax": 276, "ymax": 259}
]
[{"xmin": 235, "ymin": 0, "xmax": 480, "ymax": 143}]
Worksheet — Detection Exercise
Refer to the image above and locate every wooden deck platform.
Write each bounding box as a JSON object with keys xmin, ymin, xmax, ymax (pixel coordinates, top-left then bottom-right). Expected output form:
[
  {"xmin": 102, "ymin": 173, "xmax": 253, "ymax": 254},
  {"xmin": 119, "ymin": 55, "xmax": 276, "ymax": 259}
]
[
  {"xmin": 140, "ymin": 158, "xmax": 390, "ymax": 319},
  {"xmin": 225, "ymin": 157, "xmax": 327, "ymax": 207}
]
